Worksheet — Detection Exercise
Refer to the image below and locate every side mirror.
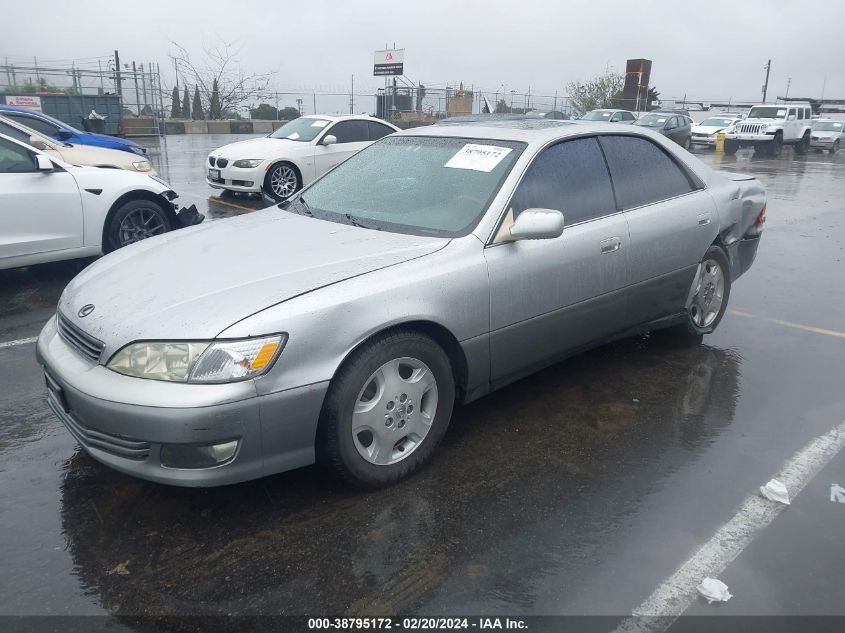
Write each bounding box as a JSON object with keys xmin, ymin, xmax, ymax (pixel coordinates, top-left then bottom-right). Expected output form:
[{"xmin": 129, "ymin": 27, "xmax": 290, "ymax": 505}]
[
  {"xmin": 787, "ymin": 115, "xmax": 796, "ymax": 121},
  {"xmin": 321, "ymin": 134, "xmax": 337, "ymax": 146},
  {"xmin": 55, "ymin": 130, "xmax": 73, "ymax": 140},
  {"xmin": 35, "ymin": 154, "xmax": 54, "ymax": 172},
  {"xmin": 30, "ymin": 135, "xmax": 49, "ymax": 151},
  {"xmin": 509, "ymin": 208, "xmax": 564, "ymax": 241}
]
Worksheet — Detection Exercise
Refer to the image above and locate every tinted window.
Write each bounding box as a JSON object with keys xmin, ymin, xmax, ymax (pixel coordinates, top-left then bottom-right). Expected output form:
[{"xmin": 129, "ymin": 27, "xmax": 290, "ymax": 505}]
[
  {"xmin": 0, "ymin": 137, "xmax": 37, "ymax": 173},
  {"xmin": 329, "ymin": 120, "xmax": 369, "ymax": 144},
  {"xmin": 367, "ymin": 121, "xmax": 394, "ymax": 141},
  {"xmin": 6, "ymin": 113, "xmax": 59, "ymax": 136},
  {"xmin": 797, "ymin": 108, "xmax": 804, "ymax": 120},
  {"xmin": 599, "ymin": 135, "xmax": 695, "ymax": 209},
  {"xmin": 610, "ymin": 113, "xmax": 622, "ymax": 122},
  {"xmin": 622, "ymin": 112, "xmax": 636, "ymax": 121},
  {"xmin": 0, "ymin": 120, "xmax": 32, "ymax": 144},
  {"xmin": 510, "ymin": 137, "xmax": 616, "ymax": 225}
]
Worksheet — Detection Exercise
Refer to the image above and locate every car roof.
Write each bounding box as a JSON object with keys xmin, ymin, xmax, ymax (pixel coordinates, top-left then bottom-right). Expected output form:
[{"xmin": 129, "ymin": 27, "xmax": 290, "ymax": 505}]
[{"xmin": 301, "ymin": 114, "xmax": 386, "ymax": 122}]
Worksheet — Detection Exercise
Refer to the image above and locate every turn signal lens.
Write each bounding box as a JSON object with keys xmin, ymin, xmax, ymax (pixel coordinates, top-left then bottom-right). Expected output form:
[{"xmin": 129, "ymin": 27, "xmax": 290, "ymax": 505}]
[
  {"xmin": 757, "ymin": 202, "xmax": 767, "ymax": 226},
  {"xmin": 251, "ymin": 342, "xmax": 280, "ymax": 370}
]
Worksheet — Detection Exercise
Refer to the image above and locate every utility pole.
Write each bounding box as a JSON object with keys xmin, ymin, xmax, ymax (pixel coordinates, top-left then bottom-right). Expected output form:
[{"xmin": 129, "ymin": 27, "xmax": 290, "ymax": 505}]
[
  {"xmin": 350, "ymin": 74, "xmax": 354, "ymax": 114},
  {"xmin": 762, "ymin": 59, "xmax": 771, "ymax": 103},
  {"xmin": 132, "ymin": 61, "xmax": 141, "ymax": 116},
  {"xmin": 114, "ymin": 50, "xmax": 122, "ymax": 97},
  {"xmin": 784, "ymin": 77, "xmax": 792, "ymax": 100}
]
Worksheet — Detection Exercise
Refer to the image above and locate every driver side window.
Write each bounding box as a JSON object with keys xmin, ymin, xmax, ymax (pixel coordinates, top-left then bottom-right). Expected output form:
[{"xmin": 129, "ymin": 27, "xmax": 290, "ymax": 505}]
[
  {"xmin": 327, "ymin": 120, "xmax": 369, "ymax": 144},
  {"xmin": 610, "ymin": 113, "xmax": 621, "ymax": 122},
  {"xmin": 0, "ymin": 137, "xmax": 37, "ymax": 173}
]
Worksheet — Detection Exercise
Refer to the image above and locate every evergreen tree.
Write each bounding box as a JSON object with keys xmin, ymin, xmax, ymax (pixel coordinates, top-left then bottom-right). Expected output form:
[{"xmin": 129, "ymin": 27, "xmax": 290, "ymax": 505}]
[
  {"xmin": 182, "ymin": 86, "xmax": 191, "ymax": 120},
  {"xmin": 191, "ymin": 85, "xmax": 204, "ymax": 120},
  {"xmin": 170, "ymin": 86, "xmax": 181, "ymax": 119},
  {"xmin": 209, "ymin": 78, "xmax": 222, "ymax": 120}
]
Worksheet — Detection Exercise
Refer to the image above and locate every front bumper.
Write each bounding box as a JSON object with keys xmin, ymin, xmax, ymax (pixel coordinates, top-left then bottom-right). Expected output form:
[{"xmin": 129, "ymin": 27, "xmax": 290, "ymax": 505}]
[
  {"xmin": 36, "ymin": 317, "xmax": 328, "ymax": 487},
  {"xmin": 810, "ymin": 138, "xmax": 835, "ymax": 149},
  {"xmin": 691, "ymin": 135, "xmax": 716, "ymax": 146},
  {"xmin": 206, "ymin": 162, "xmax": 266, "ymax": 193}
]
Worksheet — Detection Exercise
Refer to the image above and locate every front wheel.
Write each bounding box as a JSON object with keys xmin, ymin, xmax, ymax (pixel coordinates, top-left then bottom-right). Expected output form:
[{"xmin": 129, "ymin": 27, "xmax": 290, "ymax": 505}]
[
  {"xmin": 724, "ymin": 139, "xmax": 738, "ymax": 155},
  {"xmin": 794, "ymin": 132, "xmax": 810, "ymax": 155},
  {"xmin": 768, "ymin": 134, "xmax": 783, "ymax": 158},
  {"xmin": 830, "ymin": 140, "xmax": 840, "ymax": 155},
  {"xmin": 674, "ymin": 245, "xmax": 731, "ymax": 337},
  {"xmin": 317, "ymin": 331, "xmax": 455, "ymax": 488},
  {"xmin": 682, "ymin": 136, "xmax": 691, "ymax": 151},
  {"xmin": 263, "ymin": 162, "xmax": 301, "ymax": 201},
  {"xmin": 105, "ymin": 199, "xmax": 171, "ymax": 253}
]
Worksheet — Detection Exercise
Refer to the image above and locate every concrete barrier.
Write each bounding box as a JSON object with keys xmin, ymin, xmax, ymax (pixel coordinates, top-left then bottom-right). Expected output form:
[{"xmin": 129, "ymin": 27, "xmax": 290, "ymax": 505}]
[
  {"xmin": 252, "ymin": 120, "xmax": 273, "ymax": 134},
  {"xmin": 184, "ymin": 120, "xmax": 209, "ymax": 134},
  {"xmin": 159, "ymin": 119, "xmax": 296, "ymax": 134},
  {"xmin": 230, "ymin": 121, "xmax": 254, "ymax": 134},
  {"xmin": 206, "ymin": 121, "xmax": 231, "ymax": 134}
]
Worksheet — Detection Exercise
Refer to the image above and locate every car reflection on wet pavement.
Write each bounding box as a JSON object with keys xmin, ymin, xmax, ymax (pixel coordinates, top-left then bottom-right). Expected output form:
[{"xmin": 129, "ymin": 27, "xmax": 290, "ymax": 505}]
[{"xmin": 1, "ymin": 139, "xmax": 844, "ymax": 626}]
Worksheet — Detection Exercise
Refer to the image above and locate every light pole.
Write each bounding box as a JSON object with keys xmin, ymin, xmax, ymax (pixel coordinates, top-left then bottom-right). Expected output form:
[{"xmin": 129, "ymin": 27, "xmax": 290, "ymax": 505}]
[{"xmin": 510, "ymin": 90, "xmax": 516, "ymax": 112}]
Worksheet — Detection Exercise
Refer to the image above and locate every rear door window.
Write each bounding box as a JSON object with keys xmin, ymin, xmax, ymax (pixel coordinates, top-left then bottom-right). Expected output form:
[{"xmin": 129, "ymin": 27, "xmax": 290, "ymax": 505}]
[
  {"xmin": 367, "ymin": 121, "xmax": 395, "ymax": 141},
  {"xmin": 5, "ymin": 113, "xmax": 60, "ymax": 136},
  {"xmin": 598, "ymin": 135, "xmax": 696, "ymax": 209},
  {"xmin": 0, "ymin": 120, "xmax": 32, "ymax": 144},
  {"xmin": 328, "ymin": 120, "xmax": 369, "ymax": 144},
  {"xmin": 510, "ymin": 136, "xmax": 616, "ymax": 225}
]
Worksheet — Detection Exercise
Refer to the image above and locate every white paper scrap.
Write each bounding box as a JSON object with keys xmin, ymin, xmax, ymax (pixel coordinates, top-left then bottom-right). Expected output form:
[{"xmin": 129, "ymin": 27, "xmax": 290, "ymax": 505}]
[
  {"xmin": 444, "ymin": 144, "xmax": 512, "ymax": 173},
  {"xmin": 697, "ymin": 578, "xmax": 732, "ymax": 604},
  {"xmin": 760, "ymin": 478, "xmax": 790, "ymax": 505}
]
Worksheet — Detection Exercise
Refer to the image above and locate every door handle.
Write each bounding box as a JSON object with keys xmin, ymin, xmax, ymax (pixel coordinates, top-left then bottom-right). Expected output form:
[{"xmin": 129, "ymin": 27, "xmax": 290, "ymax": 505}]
[
  {"xmin": 698, "ymin": 213, "xmax": 711, "ymax": 226},
  {"xmin": 600, "ymin": 237, "xmax": 622, "ymax": 254}
]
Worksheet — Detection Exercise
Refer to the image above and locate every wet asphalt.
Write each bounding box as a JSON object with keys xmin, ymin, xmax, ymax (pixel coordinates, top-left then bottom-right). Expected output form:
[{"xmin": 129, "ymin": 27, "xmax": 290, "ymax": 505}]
[{"xmin": 1, "ymin": 135, "xmax": 844, "ymax": 629}]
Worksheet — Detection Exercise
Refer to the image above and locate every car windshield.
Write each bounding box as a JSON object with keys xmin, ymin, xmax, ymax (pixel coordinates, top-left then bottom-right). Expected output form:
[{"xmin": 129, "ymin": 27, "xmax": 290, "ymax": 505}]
[
  {"xmin": 580, "ymin": 110, "xmax": 612, "ymax": 121},
  {"xmin": 269, "ymin": 117, "xmax": 332, "ymax": 141},
  {"xmin": 635, "ymin": 114, "xmax": 667, "ymax": 127},
  {"xmin": 700, "ymin": 118, "xmax": 734, "ymax": 126},
  {"xmin": 292, "ymin": 136, "xmax": 525, "ymax": 237},
  {"xmin": 748, "ymin": 106, "xmax": 787, "ymax": 119},
  {"xmin": 811, "ymin": 121, "xmax": 843, "ymax": 132}
]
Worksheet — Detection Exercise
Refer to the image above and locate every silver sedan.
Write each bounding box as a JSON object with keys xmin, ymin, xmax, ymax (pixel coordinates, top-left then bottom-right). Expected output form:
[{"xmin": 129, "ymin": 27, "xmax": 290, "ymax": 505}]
[{"xmin": 37, "ymin": 120, "xmax": 767, "ymax": 488}]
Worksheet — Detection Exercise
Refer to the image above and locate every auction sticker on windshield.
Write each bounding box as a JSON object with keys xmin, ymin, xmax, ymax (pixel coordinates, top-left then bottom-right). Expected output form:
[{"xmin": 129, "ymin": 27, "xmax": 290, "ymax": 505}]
[{"xmin": 445, "ymin": 144, "xmax": 513, "ymax": 172}]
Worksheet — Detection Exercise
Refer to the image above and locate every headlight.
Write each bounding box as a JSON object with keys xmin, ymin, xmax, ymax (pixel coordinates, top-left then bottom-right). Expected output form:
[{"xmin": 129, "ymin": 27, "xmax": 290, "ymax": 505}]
[
  {"xmin": 132, "ymin": 160, "xmax": 152, "ymax": 172},
  {"xmin": 107, "ymin": 334, "xmax": 286, "ymax": 383},
  {"xmin": 233, "ymin": 159, "xmax": 263, "ymax": 168}
]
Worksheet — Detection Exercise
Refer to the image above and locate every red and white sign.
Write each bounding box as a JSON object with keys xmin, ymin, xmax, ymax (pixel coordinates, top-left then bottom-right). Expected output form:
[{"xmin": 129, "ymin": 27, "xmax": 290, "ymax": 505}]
[
  {"xmin": 5, "ymin": 95, "xmax": 43, "ymax": 111},
  {"xmin": 374, "ymin": 49, "xmax": 405, "ymax": 65}
]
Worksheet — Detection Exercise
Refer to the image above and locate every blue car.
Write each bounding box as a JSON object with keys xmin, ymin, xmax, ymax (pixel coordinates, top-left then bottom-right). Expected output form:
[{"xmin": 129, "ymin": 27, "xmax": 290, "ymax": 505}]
[{"xmin": 0, "ymin": 105, "xmax": 147, "ymax": 156}]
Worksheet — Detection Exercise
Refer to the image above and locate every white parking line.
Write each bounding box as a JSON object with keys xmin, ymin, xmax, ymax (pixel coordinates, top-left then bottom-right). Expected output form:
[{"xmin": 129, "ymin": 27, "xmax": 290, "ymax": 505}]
[
  {"xmin": 613, "ymin": 419, "xmax": 845, "ymax": 633},
  {"xmin": 730, "ymin": 309, "xmax": 845, "ymax": 340},
  {"xmin": 0, "ymin": 336, "xmax": 38, "ymax": 350}
]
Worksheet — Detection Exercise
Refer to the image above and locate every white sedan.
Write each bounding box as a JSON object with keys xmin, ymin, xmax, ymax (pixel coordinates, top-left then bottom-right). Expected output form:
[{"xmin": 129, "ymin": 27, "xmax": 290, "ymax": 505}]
[
  {"xmin": 690, "ymin": 116, "xmax": 742, "ymax": 148},
  {"xmin": 0, "ymin": 132, "xmax": 201, "ymax": 271},
  {"xmin": 207, "ymin": 115, "xmax": 399, "ymax": 200}
]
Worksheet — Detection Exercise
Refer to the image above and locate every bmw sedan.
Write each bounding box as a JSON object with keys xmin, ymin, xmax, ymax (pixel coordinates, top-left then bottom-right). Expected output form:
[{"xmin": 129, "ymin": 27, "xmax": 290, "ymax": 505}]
[{"xmin": 37, "ymin": 120, "xmax": 766, "ymax": 488}]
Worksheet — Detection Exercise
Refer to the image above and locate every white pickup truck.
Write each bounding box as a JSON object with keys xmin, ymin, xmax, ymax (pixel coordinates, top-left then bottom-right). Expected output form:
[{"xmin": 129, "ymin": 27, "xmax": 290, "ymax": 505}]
[{"xmin": 724, "ymin": 102, "xmax": 813, "ymax": 157}]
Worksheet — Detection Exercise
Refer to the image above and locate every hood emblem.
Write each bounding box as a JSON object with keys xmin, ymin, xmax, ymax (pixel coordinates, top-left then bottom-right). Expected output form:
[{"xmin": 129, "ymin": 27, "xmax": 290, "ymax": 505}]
[{"xmin": 78, "ymin": 304, "xmax": 95, "ymax": 318}]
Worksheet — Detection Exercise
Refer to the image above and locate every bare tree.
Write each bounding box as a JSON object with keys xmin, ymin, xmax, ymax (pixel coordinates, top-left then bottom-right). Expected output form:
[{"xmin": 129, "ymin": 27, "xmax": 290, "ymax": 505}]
[
  {"xmin": 170, "ymin": 36, "xmax": 274, "ymax": 119},
  {"xmin": 566, "ymin": 72, "xmax": 625, "ymax": 116}
]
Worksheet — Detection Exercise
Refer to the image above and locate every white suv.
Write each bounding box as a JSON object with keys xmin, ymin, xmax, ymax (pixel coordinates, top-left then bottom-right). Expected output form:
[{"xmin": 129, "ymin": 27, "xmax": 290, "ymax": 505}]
[{"xmin": 724, "ymin": 102, "xmax": 813, "ymax": 157}]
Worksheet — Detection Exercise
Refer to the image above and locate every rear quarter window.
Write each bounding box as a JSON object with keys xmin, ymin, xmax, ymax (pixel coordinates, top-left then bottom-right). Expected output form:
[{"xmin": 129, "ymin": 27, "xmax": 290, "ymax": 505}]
[{"xmin": 598, "ymin": 135, "xmax": 696, "ymax": 209}]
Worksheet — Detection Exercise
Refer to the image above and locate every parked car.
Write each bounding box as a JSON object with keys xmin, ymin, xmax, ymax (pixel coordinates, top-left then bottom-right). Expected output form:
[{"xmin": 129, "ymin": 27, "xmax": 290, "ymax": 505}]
[
  {"xmin": 0, "ymin": 105, "xmax": 147, "ymax": 156},
  {"xmin": 810, "ymin": 119, "xmax": 843, "ymax": 154},
  {"xmin": 0, "ymin": 115, "xmax": 154, "ymax": 174},
  {"xmin": 690, "ymin": 116, "xmax": 743, "ymax": 149},
  {"xmin": 723, "ymin": 102, "xmax": 813, "ymax": 157},
  {"xmin": 207, "ymin": 115, "xmax": 399, "ymax": 200},
  {"xmin": 37, "ymin": 119, "xmax": 766, "ymax": 488},
  {"xmin": 0, "ymin": 133, "xmax": 201, "ymax": 270},
  {"xmin": 525, "ymin": 110, "xmax": 571, "ymax": 120},
  {"xmin": 579, "ymin": 109, "xmax": 637, "ymax": 123},
  {"xmin": 635, "ymin": 112, "xmax": 692, "ymax": 149}
]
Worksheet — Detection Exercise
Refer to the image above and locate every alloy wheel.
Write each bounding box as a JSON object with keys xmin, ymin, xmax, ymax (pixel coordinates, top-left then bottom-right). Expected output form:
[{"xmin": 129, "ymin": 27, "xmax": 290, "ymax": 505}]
[
  {"xmin": 269, "ymin": 164, "xmax": 298, "ymax": 198},
  {"xmin": 688, "ymin": 259, "xmax": 725, "ymax": 328},
  {"xmin": 351, "ymin": 357, "xmax": 439, "ymax": 466},
  {"xmin": 117, "ymin": 207, "xmax": 167, "ymax": 246}
]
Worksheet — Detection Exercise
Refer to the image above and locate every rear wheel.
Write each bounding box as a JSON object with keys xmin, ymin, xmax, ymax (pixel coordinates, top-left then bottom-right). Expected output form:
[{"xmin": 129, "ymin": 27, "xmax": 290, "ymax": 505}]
[
  {"xmin": 724, "ymin": 139, "xmax": 738, "ymax": 155},
  {"xmin": 794, "ymin": 132, "xmax": 810, "ymax": 155},
  {"xmin": 105, "ymin": 199, "xmax": 171, "ymax": 253},
  {"xmin": 317, "ymin": 330, "xmax": 455, "ymax": 488},
  {"xmin": 673, "ymin": 245, "xmax": 731, "ymax": 337}
]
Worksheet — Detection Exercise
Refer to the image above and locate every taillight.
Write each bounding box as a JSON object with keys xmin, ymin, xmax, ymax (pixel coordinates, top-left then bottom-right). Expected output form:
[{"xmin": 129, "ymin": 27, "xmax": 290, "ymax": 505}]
[{"xmin": 757, "ymin": 202, "xmax": 767, "ymax": 226}]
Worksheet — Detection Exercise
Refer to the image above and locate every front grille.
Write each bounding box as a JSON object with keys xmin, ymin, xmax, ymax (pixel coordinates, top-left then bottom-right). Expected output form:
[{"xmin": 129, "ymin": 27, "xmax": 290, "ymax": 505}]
[
  {"xmin": 812, "ymin": 136, "xmax": 820, "ymax": 141},
  {"xmin": 47, "ymin": 390, "xmax": 150, "ymax": 460},
  {"xmin": 208, "ymin": 156, "xmax": 216, "ymax": 167},
  {"xmin": 692, "ymin": 132, "xmax": 707, "ymax": 137},
  {"xmin": 739, "ymin": 123, "xmax": 766, "ymax": 135},
  {"xmin": 57, "ymin": 313, "xmax": 105, "ymax": 363},
  {"xmin": 216, "ymin": 158, "xmax": 229, "ymax": 168}
]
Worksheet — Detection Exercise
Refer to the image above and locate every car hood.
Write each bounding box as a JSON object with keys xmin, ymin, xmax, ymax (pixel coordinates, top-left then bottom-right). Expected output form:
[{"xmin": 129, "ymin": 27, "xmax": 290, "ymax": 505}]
[
  {"xmin": 812, "ymin": 131, "xmax": 839, "ymax": 139},
  {"xmin": 692, "ymin": 125, "xmax": 726, "ymax": 134},
  {"xmin": 58, "ymin": 209, "xmax": 448, "ymax": 352},
  {"xmin": 211, "ymin": 136, "xmax": 308, "ymax": 160}
]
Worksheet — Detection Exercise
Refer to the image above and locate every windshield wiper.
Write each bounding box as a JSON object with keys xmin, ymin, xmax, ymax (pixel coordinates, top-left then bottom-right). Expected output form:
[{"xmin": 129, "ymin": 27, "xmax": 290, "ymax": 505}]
[{"xmin": 343, "ymin": 213, "xmax": 379, "ymax": 230}]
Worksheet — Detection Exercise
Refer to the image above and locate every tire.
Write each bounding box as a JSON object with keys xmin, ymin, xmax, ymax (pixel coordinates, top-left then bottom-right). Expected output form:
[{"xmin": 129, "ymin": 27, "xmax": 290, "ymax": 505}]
[
  {"xmin": 682, "ymin": 136, "xmax": 691, "ymax": 151},
  {"xmin": 104, "ymin": 198, "xmax": 171, "ymax": 253},
  {"xmin": 317, "ymin": 330, "xmax": 455, "ymax": 488},
  {"xmin": 768, "ymin": 134, "xmax": 783, "ymax": 158},
  {"xmin": 724, "ymin": 139, "xmax": 738, "ymax": 155},
  {"xmin": 673, "ymin": 245, "xmax": 731, "ymax": 337},
  {"xmin": 794, "ymin": 132, "xmax": 810, "ymax": 155},
  {"xmin": 263, "ymin": 162, "xmax": 301, "ymax": 201},
  {"xmin": 830, "ymin": 140, "xmax": 840, "ymax": 155}
]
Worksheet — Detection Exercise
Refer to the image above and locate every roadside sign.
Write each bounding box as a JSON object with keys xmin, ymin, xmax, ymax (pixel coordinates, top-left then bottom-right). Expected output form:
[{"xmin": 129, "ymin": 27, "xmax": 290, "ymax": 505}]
[
  {"xmin": 5, "ymin": 95, "xmax": 42, "ymax": 111},
  {"xmin": 374, "ymin": 49, "xmax": 404, "ymax": 76}
]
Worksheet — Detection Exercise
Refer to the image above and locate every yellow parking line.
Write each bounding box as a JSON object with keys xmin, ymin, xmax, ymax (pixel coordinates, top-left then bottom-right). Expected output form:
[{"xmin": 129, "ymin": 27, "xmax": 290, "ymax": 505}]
[
  {"xmin": 177, "ymin": 191, "xmax": 259, "ymax": 213},
  {"xmin": 730, "ymin": 309, "xmax": 845, "ymax": 339}
]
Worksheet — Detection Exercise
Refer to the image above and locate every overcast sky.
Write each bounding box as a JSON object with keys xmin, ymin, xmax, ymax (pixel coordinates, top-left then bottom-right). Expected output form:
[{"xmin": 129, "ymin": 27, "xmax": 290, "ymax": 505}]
[{"xmin": 3, "ymin": 0, "xmax": 842, "ymax": 109}]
